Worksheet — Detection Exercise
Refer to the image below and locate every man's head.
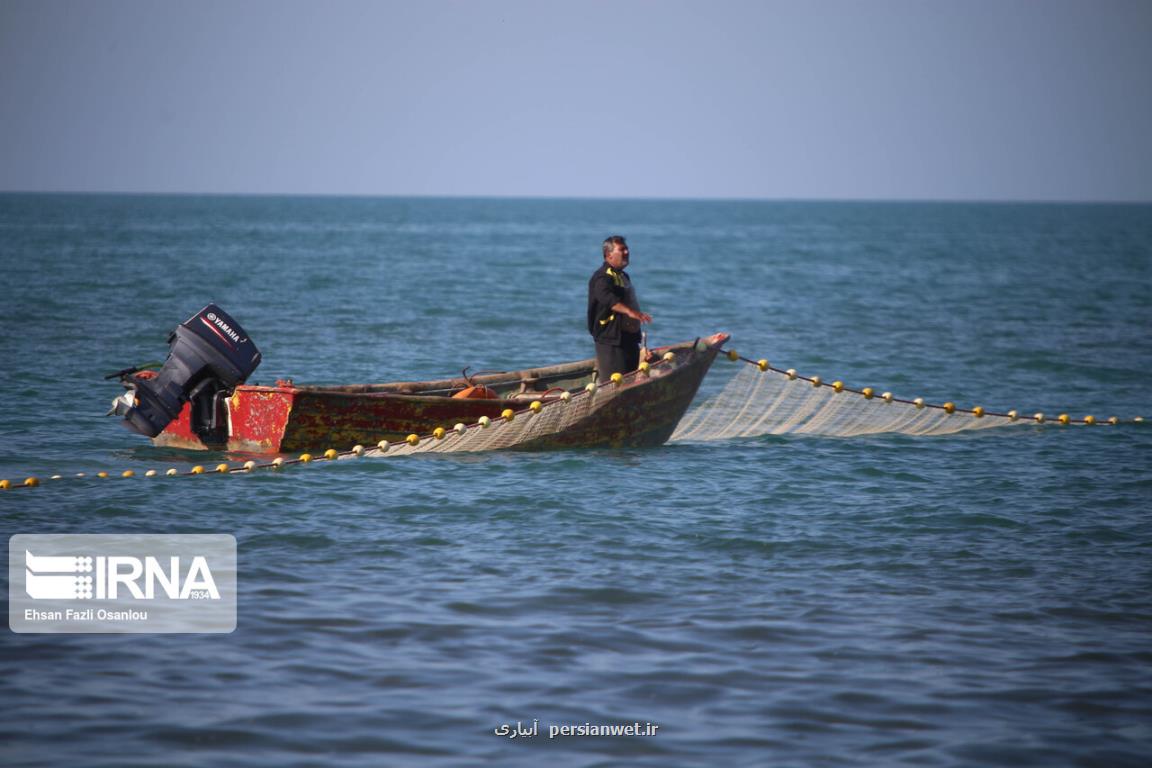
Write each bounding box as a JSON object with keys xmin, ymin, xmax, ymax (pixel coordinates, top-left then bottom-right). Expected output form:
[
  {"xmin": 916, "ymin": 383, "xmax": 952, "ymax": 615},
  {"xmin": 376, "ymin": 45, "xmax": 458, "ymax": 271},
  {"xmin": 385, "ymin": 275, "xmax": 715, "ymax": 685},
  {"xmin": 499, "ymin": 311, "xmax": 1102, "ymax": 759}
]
[{"xmin": 602, "ymin": 235, "xmax": 629, "ymax": 269}]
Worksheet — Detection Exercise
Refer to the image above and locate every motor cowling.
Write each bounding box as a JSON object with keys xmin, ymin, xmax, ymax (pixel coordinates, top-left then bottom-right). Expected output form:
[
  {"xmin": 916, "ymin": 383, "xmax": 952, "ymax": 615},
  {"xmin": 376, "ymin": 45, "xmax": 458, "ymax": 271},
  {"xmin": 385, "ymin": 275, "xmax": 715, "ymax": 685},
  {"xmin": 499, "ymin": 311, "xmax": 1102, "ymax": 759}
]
[{"xmin": 114, "ymin": 305, "xmax": 261, "ymax": 440}]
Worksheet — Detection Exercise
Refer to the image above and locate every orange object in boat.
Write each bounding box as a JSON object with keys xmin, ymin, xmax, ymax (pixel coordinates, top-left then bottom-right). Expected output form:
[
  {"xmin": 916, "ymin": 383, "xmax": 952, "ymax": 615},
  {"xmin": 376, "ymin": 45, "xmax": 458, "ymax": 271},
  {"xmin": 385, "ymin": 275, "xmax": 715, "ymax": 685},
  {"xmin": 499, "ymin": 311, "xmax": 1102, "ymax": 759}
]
[
  {"xmin": 452, "ymin": 385, "xmax": 499, "ymax": 399},
  {"xmin": 453, "ymin": 367, "xmax": 499, "ymax": 399}
]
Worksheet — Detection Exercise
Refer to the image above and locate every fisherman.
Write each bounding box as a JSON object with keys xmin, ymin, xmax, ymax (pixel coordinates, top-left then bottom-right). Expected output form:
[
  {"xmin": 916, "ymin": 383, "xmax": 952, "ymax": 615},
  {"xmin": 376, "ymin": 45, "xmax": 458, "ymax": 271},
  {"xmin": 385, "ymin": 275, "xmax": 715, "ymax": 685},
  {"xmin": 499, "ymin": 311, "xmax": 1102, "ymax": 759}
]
[{"xmin": 587, "ymin": 235, "xmax": 652, "ymax": 382}]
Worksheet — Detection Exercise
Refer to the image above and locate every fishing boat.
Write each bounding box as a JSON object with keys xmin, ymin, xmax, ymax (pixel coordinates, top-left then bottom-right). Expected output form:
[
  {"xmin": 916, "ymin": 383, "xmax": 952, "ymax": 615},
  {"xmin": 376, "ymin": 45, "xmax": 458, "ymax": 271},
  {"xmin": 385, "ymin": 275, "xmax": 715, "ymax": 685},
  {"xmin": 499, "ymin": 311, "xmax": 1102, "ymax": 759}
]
[{"xmin": 109, "ymin": 305, "xmax": 728, "ymax": 453}]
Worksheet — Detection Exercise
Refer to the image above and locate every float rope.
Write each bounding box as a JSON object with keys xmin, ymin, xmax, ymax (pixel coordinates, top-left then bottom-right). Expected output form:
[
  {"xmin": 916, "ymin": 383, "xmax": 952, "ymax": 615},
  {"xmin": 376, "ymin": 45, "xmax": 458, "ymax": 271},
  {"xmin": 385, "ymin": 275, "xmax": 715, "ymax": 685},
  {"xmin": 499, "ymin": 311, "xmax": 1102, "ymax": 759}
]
[
  {"xmin": 666, "ymin": 350, "xmax": 1145, "ymax": 442},
  {"xmin": 716, "ymin": 349, "xmax": 1144, "ymax": 426},
  {"xmin": 4, "ymin": 349, "xmax": 1144, "ymax": 490},
  {"xmin": 2, "ymin": 351, "xmax": 681, "ymax": 490}
]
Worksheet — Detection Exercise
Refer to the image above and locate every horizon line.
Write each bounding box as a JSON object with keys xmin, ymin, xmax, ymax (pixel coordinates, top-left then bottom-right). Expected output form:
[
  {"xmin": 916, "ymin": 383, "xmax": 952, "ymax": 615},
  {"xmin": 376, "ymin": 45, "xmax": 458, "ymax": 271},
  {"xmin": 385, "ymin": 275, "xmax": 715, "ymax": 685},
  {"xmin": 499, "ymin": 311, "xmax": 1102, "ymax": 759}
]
[{"xmin": 1, "ymin": 189, "xmax": 1150, "ymax": 206}]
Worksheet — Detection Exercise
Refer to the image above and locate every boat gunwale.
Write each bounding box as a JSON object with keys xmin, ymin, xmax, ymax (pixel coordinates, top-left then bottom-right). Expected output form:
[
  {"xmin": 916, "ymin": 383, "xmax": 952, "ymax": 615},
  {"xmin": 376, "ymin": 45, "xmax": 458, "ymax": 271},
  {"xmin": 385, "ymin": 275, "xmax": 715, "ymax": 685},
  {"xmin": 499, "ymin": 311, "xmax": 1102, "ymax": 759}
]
[{"xmin": 241, "ymin": 338, "xmax": 709, "ymax": 397}]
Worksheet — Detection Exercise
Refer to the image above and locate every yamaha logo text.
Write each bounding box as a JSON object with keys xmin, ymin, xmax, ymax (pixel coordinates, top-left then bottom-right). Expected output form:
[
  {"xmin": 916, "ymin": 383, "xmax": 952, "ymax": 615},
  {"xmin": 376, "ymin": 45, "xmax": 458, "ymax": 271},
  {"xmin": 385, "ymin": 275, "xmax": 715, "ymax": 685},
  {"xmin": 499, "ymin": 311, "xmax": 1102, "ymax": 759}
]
[{"xmin": 204, "ymin": 311, "xmax": 241, "ymax": 343}]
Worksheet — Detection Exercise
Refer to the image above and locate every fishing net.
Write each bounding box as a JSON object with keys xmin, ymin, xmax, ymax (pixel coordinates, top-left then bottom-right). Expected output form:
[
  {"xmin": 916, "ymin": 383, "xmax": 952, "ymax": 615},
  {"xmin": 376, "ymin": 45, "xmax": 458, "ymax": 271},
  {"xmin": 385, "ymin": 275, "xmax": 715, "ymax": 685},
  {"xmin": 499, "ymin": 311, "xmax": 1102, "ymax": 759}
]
[
  {"xmin": 360, "ymin": 389, "xmax": 601, "ymax": 456},
  {"xmin": 671, "ymin": 362, "xmax": 1026, "ymax": 441},
  {"xmin": 8, "ymin": 347, "xmax": 1137, "ymax": 492},
  {"xmin": 9, "ymin": 337, "xmax": 1140, "ymax": 495},
  {"xmin": 356, "ymin": 351, "xmax": 1121, "ymax": 458}
]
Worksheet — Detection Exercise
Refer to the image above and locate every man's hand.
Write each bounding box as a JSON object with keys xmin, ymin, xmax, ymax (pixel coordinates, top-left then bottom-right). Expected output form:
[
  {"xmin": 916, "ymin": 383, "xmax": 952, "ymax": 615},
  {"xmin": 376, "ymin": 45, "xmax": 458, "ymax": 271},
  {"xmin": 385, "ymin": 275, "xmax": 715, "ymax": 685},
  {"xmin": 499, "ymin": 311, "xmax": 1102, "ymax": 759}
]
[{"xmin": 631, "ymin": 309, "xmax": 653, "ymax": 324}]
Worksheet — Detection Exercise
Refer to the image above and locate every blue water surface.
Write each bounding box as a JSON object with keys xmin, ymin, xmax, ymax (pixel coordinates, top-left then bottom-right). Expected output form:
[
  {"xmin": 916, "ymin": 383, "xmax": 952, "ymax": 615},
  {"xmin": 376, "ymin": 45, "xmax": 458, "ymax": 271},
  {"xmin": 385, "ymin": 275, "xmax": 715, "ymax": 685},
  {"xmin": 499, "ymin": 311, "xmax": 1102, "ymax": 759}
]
[{"xmin": 1, "ymin": 195, "xmax": 1150, "ymax": 767}]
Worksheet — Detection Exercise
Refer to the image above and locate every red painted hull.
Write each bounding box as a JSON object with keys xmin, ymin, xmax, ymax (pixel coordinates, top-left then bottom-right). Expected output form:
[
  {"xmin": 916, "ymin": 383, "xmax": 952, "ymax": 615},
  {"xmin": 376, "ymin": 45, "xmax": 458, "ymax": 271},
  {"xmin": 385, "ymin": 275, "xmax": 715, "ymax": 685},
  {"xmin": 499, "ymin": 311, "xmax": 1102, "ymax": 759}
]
[{"xmin": 153, "ymin": 334, "xmax": 728, "ymax": 453}]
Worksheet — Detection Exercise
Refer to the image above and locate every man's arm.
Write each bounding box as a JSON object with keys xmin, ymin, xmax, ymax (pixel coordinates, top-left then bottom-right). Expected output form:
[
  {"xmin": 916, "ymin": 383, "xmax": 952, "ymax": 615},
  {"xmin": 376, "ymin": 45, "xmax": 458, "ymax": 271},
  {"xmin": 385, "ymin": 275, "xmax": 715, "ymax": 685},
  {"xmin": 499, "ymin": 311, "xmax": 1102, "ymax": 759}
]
[{"xmin": 590, "ymin": 273, "xmax": 652, "ymax": 324}]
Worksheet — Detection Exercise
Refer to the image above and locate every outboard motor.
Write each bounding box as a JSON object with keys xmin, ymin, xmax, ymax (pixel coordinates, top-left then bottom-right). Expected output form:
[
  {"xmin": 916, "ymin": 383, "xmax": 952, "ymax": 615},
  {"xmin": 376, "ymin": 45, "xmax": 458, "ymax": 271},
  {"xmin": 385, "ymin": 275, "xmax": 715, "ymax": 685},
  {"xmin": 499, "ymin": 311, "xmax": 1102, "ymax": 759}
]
[{"xmin": 110, "ymin": 305, "xmax": 261, "ymax": 443}]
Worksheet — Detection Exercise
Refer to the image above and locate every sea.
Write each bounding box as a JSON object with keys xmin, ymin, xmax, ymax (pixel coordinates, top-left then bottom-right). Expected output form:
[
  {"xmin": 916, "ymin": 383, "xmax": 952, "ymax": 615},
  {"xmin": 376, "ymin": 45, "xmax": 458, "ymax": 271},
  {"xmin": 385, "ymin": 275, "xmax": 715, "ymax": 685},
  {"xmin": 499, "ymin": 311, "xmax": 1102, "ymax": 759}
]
[{"xmin": 1, "ymin": 194, "xmax": 1150, "ymax": 767}]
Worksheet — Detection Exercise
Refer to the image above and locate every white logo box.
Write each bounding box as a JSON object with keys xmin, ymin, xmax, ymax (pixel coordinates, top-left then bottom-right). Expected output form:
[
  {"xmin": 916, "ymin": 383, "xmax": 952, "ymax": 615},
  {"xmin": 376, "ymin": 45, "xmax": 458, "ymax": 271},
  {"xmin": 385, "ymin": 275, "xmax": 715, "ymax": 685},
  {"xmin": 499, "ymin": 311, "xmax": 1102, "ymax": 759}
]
[{"xmin": 9, "ymin": 534, "xmax": 236, "ymax": 633}]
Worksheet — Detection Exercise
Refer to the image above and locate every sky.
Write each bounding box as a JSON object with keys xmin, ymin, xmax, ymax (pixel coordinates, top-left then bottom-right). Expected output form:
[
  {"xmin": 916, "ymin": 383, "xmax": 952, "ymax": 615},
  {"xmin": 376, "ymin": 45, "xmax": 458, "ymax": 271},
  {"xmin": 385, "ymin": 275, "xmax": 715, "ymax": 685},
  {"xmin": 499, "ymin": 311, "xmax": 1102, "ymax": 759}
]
[{"xmin": 1, "ymin": 0, "xmax": 1150, "ymax": 201}]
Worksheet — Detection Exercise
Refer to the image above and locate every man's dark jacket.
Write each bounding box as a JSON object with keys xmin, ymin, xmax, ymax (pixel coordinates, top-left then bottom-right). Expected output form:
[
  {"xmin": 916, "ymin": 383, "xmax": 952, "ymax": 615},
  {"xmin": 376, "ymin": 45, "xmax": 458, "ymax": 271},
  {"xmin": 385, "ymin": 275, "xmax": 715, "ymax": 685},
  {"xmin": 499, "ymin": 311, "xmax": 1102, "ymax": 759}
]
[{"xmin": 587, "ymin": 262, "xmax": 640, "ymax": 347}]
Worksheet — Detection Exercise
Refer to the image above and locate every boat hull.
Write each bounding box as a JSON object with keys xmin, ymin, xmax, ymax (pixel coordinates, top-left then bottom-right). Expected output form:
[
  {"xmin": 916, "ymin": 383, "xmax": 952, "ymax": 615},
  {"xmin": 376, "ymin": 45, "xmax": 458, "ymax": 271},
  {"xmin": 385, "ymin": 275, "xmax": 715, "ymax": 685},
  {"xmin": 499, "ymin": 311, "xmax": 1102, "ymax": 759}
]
[{"xmin": 152, "ymin": 334, "xmax": 728, "ymax": 453}]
